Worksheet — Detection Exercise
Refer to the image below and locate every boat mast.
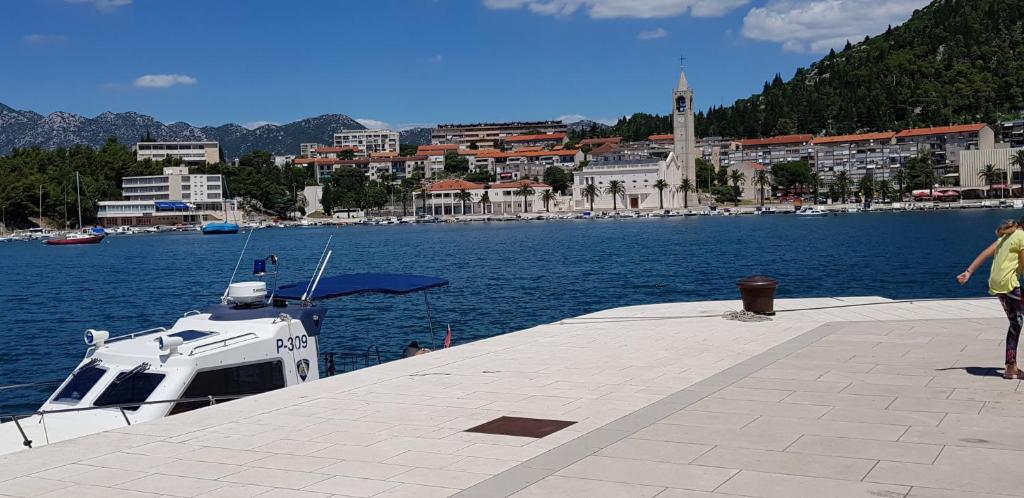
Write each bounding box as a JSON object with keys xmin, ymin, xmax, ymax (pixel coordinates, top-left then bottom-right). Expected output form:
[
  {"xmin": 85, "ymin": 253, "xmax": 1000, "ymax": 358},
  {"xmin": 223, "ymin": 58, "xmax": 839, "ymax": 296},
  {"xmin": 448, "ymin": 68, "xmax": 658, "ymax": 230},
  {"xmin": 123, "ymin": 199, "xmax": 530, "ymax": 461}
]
[
  {"xmin": 38, "ymin": 185, "xmax": 42, "ymax": 228},
  {"xmin": 76, "ymin": 171, "xmax": 83, "ymax": 230}
]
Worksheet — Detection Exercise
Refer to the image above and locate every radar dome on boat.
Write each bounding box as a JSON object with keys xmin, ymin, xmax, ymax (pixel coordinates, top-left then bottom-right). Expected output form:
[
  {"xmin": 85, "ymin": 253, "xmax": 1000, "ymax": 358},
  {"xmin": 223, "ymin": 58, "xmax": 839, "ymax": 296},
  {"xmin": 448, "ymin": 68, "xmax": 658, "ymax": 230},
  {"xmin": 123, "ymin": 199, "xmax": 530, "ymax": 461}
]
[{"xmin": 226, "ymin": 282, "xmax": 267, "ymax": 305}]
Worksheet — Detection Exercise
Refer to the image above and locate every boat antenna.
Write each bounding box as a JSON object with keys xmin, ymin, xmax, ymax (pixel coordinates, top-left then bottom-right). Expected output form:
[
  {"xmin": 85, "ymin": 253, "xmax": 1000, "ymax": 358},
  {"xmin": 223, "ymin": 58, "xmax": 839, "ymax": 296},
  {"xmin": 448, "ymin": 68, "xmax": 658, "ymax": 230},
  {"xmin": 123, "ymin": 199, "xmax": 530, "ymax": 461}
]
[
  {"xmin": 301, "ymin": 236, "xmax": 333, "ymax": 303},
  {"xmin": 223, "ymin": 228, "xmax": 255, "ymax": 300}
]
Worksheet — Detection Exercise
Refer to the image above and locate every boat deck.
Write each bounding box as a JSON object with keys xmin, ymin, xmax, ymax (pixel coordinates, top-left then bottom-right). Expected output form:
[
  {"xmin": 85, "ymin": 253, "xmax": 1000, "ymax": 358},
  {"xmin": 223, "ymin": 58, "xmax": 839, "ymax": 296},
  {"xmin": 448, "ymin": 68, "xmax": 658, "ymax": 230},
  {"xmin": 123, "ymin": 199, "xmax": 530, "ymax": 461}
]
[{"xmin": 0, "ymin": 297, "xmax": 1015, "ymax": 497}]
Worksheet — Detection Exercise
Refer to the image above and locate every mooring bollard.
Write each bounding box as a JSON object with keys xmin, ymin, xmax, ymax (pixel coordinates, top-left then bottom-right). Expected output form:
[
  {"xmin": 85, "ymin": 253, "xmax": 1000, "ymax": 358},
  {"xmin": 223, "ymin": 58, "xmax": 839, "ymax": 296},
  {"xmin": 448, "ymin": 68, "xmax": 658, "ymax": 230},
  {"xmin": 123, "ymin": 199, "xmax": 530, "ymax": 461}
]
[{"xmin": 737, "ymin": 276, "xmax": 780, "ymax": 315}]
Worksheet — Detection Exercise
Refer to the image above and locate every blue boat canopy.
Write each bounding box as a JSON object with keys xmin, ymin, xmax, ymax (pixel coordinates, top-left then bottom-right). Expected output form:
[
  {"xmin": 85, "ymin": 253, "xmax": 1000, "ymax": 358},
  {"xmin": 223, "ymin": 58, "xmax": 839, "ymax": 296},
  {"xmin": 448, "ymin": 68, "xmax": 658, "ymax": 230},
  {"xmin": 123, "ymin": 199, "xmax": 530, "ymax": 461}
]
[
  {"xmin": 155, "ymin": 201, "xmax": 190, "ymax": 211},
  {"xmin": 275, "ymin": 273, "xmax": 448, "ymax": 301}
]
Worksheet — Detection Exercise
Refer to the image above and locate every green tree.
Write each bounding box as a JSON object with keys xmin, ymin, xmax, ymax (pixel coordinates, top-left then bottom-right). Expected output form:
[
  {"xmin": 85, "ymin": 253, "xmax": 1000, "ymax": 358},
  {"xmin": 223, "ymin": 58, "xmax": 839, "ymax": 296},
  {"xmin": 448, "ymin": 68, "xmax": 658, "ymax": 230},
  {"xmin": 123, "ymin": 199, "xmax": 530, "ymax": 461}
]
[
  {"xmin": 695, "ymin": 158, "xmax": 716, "ymax": 191},
  {"xmin": 892, "ymin": 168, "xmax": 909, "ymax": 197},
  {"xmin": 515, "ymin": 183, "xmax": 535, "ymax": 213},
  {"xmin": 540, "ymin": 189, "xmax": 557, "ymax": 212},
  {"xmin": 416, "ymin": 183, "xmax": 430, "ymax": 216},
  {"xmin": 834, "ymin": 171, "xmax": 852, "ymax": 203},
  {"xmin": 753, "ymin": 169, "xmax": 771, "ymax": 207},
  {"xmin": 443, "ymin": 151, "xmax": 469, "ymax": 175},
  {"xmin": 1010, "ymin": 149, "xmax": 1024, "ymax": 197},
  {"xmin": 678, "ymin": 178, "xmax": 693, "ymax": 209},
  {"xmin": 877, "ymin": 179, "xmax": 894, "ymax": 202},
  {"xmin": 978, "ymin": 164, "xmax": 1004, "ymax": 198},
  {"xmin": 455, "ymin": 189, "xmax": 474, "ymax": 215},
  {"xmin": 653, "ymin": 179, "xmax": 669, "ymax": 209},
  {"xmin": 582, "ymin": 183, "xmax": 600, "ymax": 211},
  {"xmin": 478, "ymin": 189, "xmax": 491, "ymax": 213},
  {"xmin": 769, "ymin": 160, "xmax": 812, "ymax": 193},
  {"xmin": 728, "ymin": 169, "xmax": 746, "ymax": 206},
  {"xmin": 605, "ymin": 180, "xmax": 625, "ymax": 211},
  {"xmin": 542, "ymin": 166, "xmax": 570, "ymax": 195},
  {"xmin": 858, "ymin": 171, "xmax": 876, "ymax": 202}
]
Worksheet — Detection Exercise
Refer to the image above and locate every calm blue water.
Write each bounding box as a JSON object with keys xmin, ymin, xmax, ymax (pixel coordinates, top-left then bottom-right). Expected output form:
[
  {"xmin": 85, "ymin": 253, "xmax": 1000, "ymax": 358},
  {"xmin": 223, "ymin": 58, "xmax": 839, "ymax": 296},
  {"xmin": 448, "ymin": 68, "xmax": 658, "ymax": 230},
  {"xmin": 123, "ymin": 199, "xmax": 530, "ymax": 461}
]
[{"xmin": 0, "ymin": 210, "xmax": 1014, "ymax": 412}]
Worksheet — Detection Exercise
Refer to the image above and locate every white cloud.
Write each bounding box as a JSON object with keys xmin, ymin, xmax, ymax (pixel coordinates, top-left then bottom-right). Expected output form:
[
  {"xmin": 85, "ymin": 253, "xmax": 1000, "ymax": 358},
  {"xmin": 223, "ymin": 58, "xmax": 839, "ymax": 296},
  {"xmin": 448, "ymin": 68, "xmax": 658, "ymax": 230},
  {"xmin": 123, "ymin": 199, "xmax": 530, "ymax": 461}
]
[
  {"xmin": 65, "ymin": 0, "xmax": 132, "ymax": 12},
  {"xmin": 133, "ymin": 74, "xmax": 198, "ymax": 88},
  {"xmin": 637, "ymin": 27, "xmax": 667, "ymax": 40},
  {"xmin": 742, "ymin": 0, "xmax": 928, "ymax": 53},
  {"xmin": 483, "ymin": 0, "xmax": 748, "ymax": 18},
  {"xmin": 558, "ymin": 114, "xmax": 616, "ymax": 126},
  {"xmin": 23, "ymin": 34, "xmax": 67, "ymax": 45},
  {"xmin": 243, "ymin": 121, "xmax": 279, "ymax": 130},
  {"xmin": 356, "ymin": 118, "xmax": 392, "ymax": 130}
]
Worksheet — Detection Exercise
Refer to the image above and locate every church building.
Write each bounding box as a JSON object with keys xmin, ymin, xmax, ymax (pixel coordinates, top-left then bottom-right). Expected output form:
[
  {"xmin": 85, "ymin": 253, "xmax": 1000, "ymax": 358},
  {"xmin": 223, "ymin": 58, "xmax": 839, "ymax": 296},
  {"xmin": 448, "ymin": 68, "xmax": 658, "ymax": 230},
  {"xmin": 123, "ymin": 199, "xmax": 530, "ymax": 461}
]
[{"xmin": 571, "ymin": 67, "xmax": 698, "ymax": 211}]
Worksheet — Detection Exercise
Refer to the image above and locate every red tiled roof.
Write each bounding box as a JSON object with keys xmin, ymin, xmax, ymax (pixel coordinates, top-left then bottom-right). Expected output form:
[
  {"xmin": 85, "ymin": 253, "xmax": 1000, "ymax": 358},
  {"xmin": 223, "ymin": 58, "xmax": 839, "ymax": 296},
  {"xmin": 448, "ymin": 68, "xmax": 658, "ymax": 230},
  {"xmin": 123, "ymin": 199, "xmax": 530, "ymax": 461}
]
[
  {"xmin": 294, "ymin": 158, "xmax": 370, "ymax": 165},
  {"xmin": 502, "ymin": 133, "xmax": 566, "ymax": 142},
  {"xmin": 313, "ymin": 146, "xmax": 360, "ymax": 154},
  {"xmin": 580, "ymin": 137, "xmax": 622, "ymax": 146},
  {"xmin": 896, "ymin": 123, "xmax": 988, "ymax": 138},
  {"xmin": 490, "ymin": 179, "xmax": 550, "ymax": 190},
  {"xmin": 649, "ymin": 134, "xmax": 674, "ymax": 142},
  {"xmin": 590, "ymin": 143, "xmax": 621, "ymax": 155},
  {"xmin": 812, "ymin": 132, "xmax": 897, "ymax": 145},
  {"xmin": 459, "ymin": 148, "xmax": 501, "ymax": 156},
  {"xmin": 737, "ymin": 134, "xmax": 813, "ymax": 147},
  {"xmin": 511, "ymin": 145, "xmax": 546, "ymax": 152},
  {"xmin": 468, "ymin": 149, "xmax": 580, "ymax": 159},
  {"xmin": 417, "ymin": 144, "xmax": 460, "ymax": 155},
  {"xmin": 426, "ymin": 179, "xmax": 486, "ymax": 192},
  {"xmin": 370, "ymin": 151, "xmax": 398, "ymax": 158}
]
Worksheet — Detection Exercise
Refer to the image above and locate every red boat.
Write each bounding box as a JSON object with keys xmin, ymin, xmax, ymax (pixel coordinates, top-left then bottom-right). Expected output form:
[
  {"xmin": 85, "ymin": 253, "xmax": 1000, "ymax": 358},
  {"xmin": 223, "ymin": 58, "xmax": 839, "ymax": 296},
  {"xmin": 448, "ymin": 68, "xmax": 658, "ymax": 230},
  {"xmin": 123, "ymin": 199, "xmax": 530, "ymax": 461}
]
[{"xmin": 45, "ymin": 233, "xmax": 104, "ymax": 246}]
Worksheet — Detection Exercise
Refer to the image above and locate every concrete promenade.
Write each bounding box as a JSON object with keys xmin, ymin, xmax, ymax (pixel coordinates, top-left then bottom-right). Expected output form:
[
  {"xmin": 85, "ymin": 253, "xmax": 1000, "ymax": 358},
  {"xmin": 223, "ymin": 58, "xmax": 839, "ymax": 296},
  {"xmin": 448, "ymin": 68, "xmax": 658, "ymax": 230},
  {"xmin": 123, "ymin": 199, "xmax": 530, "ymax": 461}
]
[{"xmin": 0, "ymin": 297, "xmax": 1014, "ymax": 497}]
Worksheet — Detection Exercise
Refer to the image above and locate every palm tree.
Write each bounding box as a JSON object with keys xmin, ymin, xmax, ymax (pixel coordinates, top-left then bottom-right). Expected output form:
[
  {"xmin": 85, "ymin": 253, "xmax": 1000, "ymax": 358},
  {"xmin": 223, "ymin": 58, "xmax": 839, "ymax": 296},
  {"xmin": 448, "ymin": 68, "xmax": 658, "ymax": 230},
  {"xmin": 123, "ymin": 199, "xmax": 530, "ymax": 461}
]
[
  {"xmin": 677, "ymin": 179, "xmax": 693, "ymax": 209},
  {"xmin": 892, "ymin": 168, "xmax": 909, "ymax": 199},
  {"xmin": 834, "ymin": 171, "xmax": 851, "ymax": 203},
  {"xmin": 753, "ymin": 169, "xmax": 770, "ymax": 207},
  {"xmin": 605, "ymin": 180, "xmax": 625, "ymax": 211},
  {"xmin": 1010, "ymin": 149, "xmax": 1024, "ymax": 197},
  {"xmin": 653, "ymin": 179, "xmax": 669, "ymax": 209},
  {"xmin": 728, "ymin": 169, "xmax": 746, "ymax": 206},
  {"xmin": 515, "ymin": 182, "xmax": 535, "ymax": 213},
  {"xmin": 454, "ymin": 189, "xmax": 474, "ymax": 215},
  {"xmin": 877, "ymin": 179, "xmax": 893, "ymax": 203},
  {"xmin": 582, "ymin": 183, "xmax": 600, "ymax": 211},
  {"xmin": 979, "ymin": 164, "xmax": 1004, "ymax": 198},
  {"xmin": 416, "ymin": 183, "xmax": 430, "ymax": 216},
  {"xmin": 810, "ymin": 171, "xmax": 821, "ymax": 204},
  {"xmin": 539, "ymin": 189, "xmax": 557, "ymax": 212},
  {"xmin": 477, "ymin": 190, "xmax": 491, "ymax": 214}
]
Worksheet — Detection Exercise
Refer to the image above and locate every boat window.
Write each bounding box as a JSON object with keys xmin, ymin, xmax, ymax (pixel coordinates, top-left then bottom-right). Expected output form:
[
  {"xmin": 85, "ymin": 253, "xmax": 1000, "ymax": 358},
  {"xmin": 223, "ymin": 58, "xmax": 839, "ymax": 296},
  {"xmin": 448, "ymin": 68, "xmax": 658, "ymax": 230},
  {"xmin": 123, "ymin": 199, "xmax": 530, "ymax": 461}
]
[
  {"xmin": 93, "ymin": 371, "xmax": 165, "ymax": 411},
  {"xmin": 168, "ymin": 330, "xmax": 215, "ymax": 342},
  {"xmin": 53, "ymin": 364, "xmax": 107, "ymax": 403},
  {"xmin": 169, "ymin": 360, "xmax": 285, "ymax": 415}
]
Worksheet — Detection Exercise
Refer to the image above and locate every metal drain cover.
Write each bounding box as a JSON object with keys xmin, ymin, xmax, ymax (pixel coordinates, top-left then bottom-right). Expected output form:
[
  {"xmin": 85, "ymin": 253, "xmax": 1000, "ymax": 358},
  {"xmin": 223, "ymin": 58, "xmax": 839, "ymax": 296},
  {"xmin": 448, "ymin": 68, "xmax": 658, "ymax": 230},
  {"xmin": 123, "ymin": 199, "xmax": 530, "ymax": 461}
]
[{"xmin": 465, "ymin": 416, "xmax": 576, "ymax": 438}]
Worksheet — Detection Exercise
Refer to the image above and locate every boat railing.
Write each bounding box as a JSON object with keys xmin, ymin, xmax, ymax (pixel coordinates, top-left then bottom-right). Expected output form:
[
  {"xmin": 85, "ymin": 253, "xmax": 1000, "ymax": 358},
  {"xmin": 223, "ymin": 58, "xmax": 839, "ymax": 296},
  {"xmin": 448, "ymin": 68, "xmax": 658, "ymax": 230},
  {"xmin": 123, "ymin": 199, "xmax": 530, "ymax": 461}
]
[
  {"xmin": 189, "ymin": 332, "xmax": 258, "ymax": 356},
  {"xmin": 1, "ymin": 394, "xmax": 251, "ymax": 449},
  {"xmin": 322, "ymin": 345, "xmax": 382, "ymax": 377},
  {"xmin": 182, "ymin": 310, "xmax": 203, "ymax": 317},
  {"xmin": 106, "ymin": 327, "xmax": 168, "ymax": 344}
]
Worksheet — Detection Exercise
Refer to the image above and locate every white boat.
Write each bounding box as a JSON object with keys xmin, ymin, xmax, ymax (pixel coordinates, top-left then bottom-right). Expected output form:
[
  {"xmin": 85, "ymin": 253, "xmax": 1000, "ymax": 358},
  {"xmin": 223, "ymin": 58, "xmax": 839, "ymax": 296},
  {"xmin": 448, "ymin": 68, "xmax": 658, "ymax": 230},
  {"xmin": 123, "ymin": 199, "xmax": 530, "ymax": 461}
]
[
  {"xmin": 0, "ymin": 247, "xmax": 449, "ymax": 455},
  {"xmin": 796, "ymin": 207, "xmax": 829, "ymax": 217},
  {"xmin": 844, "ymin": 206, "xmax": 862, "ymax": 213}
]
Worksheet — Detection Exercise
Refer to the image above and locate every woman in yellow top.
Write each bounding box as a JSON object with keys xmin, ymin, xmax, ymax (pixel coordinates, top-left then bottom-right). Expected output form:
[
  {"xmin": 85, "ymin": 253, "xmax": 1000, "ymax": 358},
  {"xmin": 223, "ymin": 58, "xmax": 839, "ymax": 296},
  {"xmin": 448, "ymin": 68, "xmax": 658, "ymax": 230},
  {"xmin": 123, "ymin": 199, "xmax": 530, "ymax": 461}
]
[{"xmin": 958, "ymin": 219, "xmax": 1024, "ymax": 379}]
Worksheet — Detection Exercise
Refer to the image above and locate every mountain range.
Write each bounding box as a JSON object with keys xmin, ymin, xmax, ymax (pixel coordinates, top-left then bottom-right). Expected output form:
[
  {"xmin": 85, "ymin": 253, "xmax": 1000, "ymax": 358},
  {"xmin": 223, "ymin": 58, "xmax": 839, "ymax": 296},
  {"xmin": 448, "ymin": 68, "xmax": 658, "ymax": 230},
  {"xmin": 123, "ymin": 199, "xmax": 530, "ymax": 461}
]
[{"xmin": 0, "ymin": 102, "xmax": 398, "ymax": 158}]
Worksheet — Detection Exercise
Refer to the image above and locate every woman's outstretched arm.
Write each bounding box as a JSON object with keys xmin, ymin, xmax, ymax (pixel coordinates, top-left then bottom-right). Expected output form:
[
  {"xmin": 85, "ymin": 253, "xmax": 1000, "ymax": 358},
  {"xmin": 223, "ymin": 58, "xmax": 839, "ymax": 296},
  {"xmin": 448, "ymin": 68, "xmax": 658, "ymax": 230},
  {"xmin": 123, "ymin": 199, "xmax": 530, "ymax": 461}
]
[{"xmin": 958, "ymin": 240, "xmax": 999, "ymax": 285}]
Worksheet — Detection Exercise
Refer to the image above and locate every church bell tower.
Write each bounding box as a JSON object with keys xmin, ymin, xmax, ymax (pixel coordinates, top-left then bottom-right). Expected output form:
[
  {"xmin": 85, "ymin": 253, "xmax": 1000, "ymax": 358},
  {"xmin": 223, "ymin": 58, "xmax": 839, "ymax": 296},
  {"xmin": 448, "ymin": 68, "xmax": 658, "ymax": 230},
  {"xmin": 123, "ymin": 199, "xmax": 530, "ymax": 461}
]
[{"xmin": 672, "ymin": 67, "xmax": 697, "ymax": 205}]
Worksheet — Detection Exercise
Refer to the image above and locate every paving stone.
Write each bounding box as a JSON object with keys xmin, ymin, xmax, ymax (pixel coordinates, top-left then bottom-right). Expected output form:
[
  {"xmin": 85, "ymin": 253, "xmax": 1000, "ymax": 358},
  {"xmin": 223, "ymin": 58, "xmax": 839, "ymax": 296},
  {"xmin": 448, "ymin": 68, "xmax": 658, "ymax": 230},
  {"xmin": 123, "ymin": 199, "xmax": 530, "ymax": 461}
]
[
  {"xmin": 631, "ymin": 423, "xmax": 800, "ymax": 451},
  {"xmin": 866, "ymin": 460, "xmax": 1024, "ymax": 496},
  {"xmin": 782, "ymin": 391, "xmax": 895, "ymax": 409},
  {"xmin": 786, "ymin": 435, "xmax": 941, "ymax": 463},
  {"xmin": 841, "ymin": 382, "xmax": 953, "ymax": 399},
  {"xmin": 511, "ymin": 475, "xmax": 664, "ymax": 497},
  {"xmin": 686, "ymin": 398, "xmax": 831, "ymax": 419},
  {"xmin": 693, "ymin": 446, "xmax": 875, "ymax": 480},
  {"xmin": 717, "ymin": 470, "xmax": 909, "ymax": 498},
  {"xmin": 0, "ymin": 477, "xmax": 71, "ymax": 497},
  {"xmin": 374, "ymin": 483, "xmax": 459, "ymax": 498},
  {"xmin": 708, "ymin": 387, "xmax": 793, "ymax": 402},
  {"xmin": 731, "ymin": 378, "xmax": 850, "ymax": 393},
  {"xmin": 218, "ymin": 468, "xmax": 331, "ymax": 489},
  {"xmin": 316, "ymin": 460, "xmax": 412, "ymax": 480},
  {"xmin": 743, "ymin": 416, "xmax": 907, "ymax": 441},
  {"xmin": 301, "ymin": 475, "xmax": 400, "ymax": 497},
  {"xmin": 556, "ymin": 456, "xmax": 737, "ymax": 491},
  {"xmin": 117, "ymin": 474, "xmax": 227, "ymax": 497},
  {"xmin": 657, "ymin": 410, "xmax": 759, "ymax": 429},
  {"xmin": 820, "ymin": 407, "xmax": 945, "ymax": 427},
  {"xmin": 597, "ymin": 438, "xmax": 712, "ymax": 464}
]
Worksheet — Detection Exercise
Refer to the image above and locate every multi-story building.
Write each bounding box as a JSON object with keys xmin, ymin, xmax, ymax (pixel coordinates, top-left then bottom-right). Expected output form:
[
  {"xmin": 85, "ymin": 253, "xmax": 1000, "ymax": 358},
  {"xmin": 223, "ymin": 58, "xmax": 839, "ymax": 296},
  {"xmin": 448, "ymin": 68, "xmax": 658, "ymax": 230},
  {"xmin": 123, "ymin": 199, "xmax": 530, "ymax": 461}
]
[
  {"xmin": 895, "ymin": 124, "xmax": 994, "ymax": 176},
  {"xmin": 333, "ymin": 129, "xmax": 399, "ymax": 156},
  {"xmin": 811, "ymin": 132, "xmax": 917, "ymax": 185},
  {"xmin": 134, "ymin": 141, "xmax": 219, "ymax": 165},
  {"xmin": 501, "ymin": 133, "xmax": 567, "ymax": 151},
  {"xmin": 696, "ymin": 137, "xmax": 740, "ymax": 168},
  {"xmin": 97, "ymin": 167, "xmax": 234, "ymax": 226},
  {"xmin": 959, "ymin": 147, "xmax": 1024, "ymax": 188},
  {"xmin": 720, "ymin": 134, "xmax": 814, "ymax": 171},
  {"xmin": 423, "ymin": 179, "xmax": 554, "ymax": 216},
  {"xmin": 431, "ymin": 121, "xmax": 568, "ymax": 148},
  {"xmin": 299, "ymin": 143, "xmax": 321, "ymax": 157},
  {"xmin": 572, "ymin": 144, "xmax": 682, "ymax": 211},
  {"xmin": 999, "ymin": 120, "xmax": 1024, "ymax": 148}
]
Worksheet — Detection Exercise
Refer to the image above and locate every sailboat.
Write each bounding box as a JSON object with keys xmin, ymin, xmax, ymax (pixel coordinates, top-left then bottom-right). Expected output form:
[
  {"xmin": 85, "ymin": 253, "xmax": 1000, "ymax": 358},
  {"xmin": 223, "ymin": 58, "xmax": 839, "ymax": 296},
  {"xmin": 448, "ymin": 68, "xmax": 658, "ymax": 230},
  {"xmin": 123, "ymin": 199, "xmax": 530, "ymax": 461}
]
[
  {"xmin": 45, "ymin": 172, "xmax": 104, "ymax": 246},
  {"xmin": 202, "ymin": 179, "xmax": 240, "ymax": 234}
]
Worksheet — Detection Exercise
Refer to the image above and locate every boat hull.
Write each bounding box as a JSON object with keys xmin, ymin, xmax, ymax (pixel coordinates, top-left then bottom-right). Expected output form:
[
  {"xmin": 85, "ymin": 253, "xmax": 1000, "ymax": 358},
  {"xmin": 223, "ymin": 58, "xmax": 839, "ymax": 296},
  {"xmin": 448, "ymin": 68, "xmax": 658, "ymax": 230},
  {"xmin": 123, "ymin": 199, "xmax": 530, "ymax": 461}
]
[
  {"xmin": 202, "ymin": 223, "xmax": 240, "ymax": 235},
  {"xmin": 45, "ymin": 235, "xmax": 104, "ymax": 245}
]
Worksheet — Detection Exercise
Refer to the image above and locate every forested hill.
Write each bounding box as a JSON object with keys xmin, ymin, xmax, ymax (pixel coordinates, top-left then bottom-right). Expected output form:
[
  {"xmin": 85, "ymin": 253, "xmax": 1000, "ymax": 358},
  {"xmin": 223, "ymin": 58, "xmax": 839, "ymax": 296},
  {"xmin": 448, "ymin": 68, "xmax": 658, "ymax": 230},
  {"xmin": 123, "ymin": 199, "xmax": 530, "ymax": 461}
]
[{"xmin": 696, "ymin": 0, "xmax": 1024, "ymax": 138}]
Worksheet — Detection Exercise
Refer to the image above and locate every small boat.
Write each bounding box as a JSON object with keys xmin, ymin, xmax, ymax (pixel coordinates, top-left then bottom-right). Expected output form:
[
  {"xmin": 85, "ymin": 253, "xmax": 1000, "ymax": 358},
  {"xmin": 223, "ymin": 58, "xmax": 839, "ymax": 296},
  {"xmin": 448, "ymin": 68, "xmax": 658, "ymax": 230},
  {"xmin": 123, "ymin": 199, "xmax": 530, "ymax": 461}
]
[
  {"xmin": 796, "ymin": 207, "xmax": 829, "ymax": 217},
  {"xmin": 45, "ymin": 232, "xmax": 104, "ymax": 245},
  {"xmin": 201, "ymin": 222, "xmax": 240, "ymax": 234},
  {"xmin": 0, "ymin": 243, "xmax": 449, "ymax": 455}
]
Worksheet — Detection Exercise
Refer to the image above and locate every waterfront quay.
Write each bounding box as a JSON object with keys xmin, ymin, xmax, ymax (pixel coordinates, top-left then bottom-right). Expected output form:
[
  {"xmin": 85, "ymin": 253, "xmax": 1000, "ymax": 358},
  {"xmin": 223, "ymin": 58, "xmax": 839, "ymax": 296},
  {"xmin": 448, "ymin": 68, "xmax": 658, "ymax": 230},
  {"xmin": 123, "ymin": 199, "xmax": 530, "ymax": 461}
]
[{"xmin": 0, "ymin": 296, "xmax": 1015, "ymax": 497}]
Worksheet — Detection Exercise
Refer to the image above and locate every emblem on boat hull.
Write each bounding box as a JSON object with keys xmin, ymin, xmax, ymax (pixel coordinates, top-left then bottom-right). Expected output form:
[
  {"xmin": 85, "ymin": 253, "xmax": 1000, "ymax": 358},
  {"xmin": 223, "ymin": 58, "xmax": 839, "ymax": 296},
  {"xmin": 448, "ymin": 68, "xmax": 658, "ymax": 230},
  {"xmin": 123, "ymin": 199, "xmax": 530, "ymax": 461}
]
[{"xmin": 296, "ymin": 359, "xmax": 310, "ymax": 381}]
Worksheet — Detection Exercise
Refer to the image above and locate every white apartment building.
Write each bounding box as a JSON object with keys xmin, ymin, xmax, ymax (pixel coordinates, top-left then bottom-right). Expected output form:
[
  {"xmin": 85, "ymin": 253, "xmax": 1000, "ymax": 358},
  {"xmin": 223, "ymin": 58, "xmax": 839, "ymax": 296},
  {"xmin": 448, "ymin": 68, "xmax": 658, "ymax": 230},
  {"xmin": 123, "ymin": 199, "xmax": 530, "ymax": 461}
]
[
  {"xmin": 134, "ymin": 141, "xmax": 220, "ymax": 165},
  {"xmin": 334, "ymin": 129, "xmax": 399, "ymax": 156},
  {"xmin": 572, "ymin": 144, "xmax": 682, "ymax": 211},
  {"xmin": 960, "ymin": 147, "xmax": 1023, "ymax": 188},
  {"xmin": 97, "ymin": 167, "xmax": 234, "ymax": 226},
  {"xmin": 431, "ymin": 121, "xmax": 568, "ymax": 149},
  {"xmin": 423, "ymin": 179, "xmax": 555, "ymax": 216},
  {"xmin": 300, "ymin": 143, "xmax": 321, "ymax": 157}
]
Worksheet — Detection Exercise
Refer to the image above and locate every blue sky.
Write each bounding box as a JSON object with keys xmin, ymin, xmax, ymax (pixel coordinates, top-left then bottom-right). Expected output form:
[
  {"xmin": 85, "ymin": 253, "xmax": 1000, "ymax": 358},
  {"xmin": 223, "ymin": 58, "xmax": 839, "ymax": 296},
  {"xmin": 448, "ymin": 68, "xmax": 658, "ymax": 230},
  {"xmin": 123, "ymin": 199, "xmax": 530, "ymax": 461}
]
[{"xmin": 2, "ymin": 0, "xmax": 928, "ymax": 129}]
